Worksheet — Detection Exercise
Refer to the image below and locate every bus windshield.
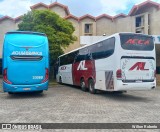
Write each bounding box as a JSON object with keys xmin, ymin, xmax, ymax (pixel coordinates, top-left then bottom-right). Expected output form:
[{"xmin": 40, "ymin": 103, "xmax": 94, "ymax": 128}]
[{"xmin": 120, "ymin": 34, "xmax": 154, "ymax": 51}]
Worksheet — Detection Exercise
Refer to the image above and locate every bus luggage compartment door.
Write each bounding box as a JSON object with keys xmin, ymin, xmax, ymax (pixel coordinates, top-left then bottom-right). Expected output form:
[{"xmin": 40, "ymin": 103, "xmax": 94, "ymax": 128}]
[{"xmin": 121, "ymin": 57, "xmax": 155, "ymax": 82}]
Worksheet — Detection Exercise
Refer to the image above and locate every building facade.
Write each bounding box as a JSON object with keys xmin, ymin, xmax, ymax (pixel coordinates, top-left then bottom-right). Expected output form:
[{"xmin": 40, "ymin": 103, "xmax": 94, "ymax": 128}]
[{"xmin": 0, "ymin": 0, "xmax": 160, "ymax": 66}]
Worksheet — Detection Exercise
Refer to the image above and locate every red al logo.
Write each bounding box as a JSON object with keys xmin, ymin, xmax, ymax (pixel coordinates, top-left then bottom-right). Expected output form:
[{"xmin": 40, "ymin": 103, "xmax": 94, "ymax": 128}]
[
  {"xmin": 129, "ymin": 62, "xmax": 149, "ymax": 71},
  {"xmin": 77, "ymin": 60, "xmax": 88, "ymax": 70}
]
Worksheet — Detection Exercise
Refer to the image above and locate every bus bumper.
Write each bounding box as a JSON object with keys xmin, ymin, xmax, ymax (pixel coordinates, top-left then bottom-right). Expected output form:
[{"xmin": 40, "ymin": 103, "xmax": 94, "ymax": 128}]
[
  {"xmin": 115, "ymin": 80, "xmax": 156, "ymax": 91},
  {"xmin": 3, "ymin": 81, "xmax": 48, "ymax": 93}
]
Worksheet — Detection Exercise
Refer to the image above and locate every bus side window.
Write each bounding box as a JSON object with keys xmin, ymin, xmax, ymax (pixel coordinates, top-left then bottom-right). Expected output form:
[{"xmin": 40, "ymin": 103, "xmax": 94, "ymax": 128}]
[
  {"xmin": 102, "ymin": 38, "xmax": 115, "ymax": 57},
  {"xmin": 89, "ymin": 37, "xmax": 115, "ymax": 60},
  {"xmin": 60, "ymin": 56, "xmax": 64, "ymax": 66},
  {"xmin": 60, "ymin": 51, "xmax": 78, "ymax": 66},
  {"xmin": 75, "ymin": 48, "xmax": 89, "ymax": 62},
  {"xmin": 88, "ymin": 44, "xmax": 98, "ymax": 59}
]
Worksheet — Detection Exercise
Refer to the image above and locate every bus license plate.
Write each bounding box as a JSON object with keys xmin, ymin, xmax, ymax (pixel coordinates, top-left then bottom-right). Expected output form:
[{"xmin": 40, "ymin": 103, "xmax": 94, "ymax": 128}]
[{"xmin": 23, "ymin": 88, "xmax": 31, "ymax": 91}]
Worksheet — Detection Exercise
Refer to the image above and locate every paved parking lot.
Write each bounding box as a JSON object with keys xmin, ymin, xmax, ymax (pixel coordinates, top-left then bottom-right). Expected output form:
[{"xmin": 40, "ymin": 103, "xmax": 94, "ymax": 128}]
[{"xmin": 0, "ymin": 81, "xmax": 160, "ymax": 125}]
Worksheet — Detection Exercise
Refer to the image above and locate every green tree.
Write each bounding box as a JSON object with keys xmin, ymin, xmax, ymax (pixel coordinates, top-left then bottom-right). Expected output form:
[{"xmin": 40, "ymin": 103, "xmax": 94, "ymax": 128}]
[{"xmin": 18, "ymin": 10, "xmax": 77, "ymax": 79}]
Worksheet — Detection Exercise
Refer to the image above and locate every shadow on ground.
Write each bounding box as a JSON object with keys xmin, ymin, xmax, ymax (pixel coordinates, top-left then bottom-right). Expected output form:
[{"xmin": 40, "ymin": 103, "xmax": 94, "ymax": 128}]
[
  {"xmin": 2, "ymin": 92, "xmax": 47, "ymax": 100},
  {"xmin": 64, "ymin": 84, "xmax": 153, "ymax": 103},
  {"xmin": 98, "ymin": 91, "xmax": 152, "ymax": 102}
]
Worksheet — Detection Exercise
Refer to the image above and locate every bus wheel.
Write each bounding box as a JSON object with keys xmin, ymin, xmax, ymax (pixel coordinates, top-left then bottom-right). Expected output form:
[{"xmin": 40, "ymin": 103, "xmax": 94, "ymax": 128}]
[
  {"xmin": 59, "ymin": 77, "xmax": 62, "ymax": 84},
  {"xmin": 8, "ymin": 92, "xmax": 14, "ymax": 95},
  {"xmin": 89, "ymin": 79, "xmax": 96, "ymax": 94},
  {"xmin": 114, "ymin": 91, "xmax": 126, "ymax": 94},
  {"xmin": 36, "ymin": 90, "xmax": 43, "ymax": 94},
  {"xmin": 80, "ymin": 79, "xmax": 87, "ymax": 92}
]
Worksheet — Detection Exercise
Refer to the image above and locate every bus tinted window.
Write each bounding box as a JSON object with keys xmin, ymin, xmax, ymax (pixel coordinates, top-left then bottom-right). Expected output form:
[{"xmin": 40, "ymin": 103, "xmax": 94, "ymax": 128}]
[
  {"xmin": 75, "ymin": 48, "xmax": 90, "ymax": 62},
  {"xmin": 89, "ymin": 37, "xmax": 115, "ymax": 59},
  {"xmin": 60, "ymin": 51, "xmax": 78, "ymax": 66},
  {"xmin": 120, "ymin": 34, "xmax": 154, "ymax": 51}
]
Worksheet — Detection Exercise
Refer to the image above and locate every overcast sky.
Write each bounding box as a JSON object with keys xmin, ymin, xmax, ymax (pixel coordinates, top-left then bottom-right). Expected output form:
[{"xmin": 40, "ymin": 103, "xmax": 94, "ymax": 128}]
[{"xmin": 0, "ymin": 0, "xmax": 160, "ymax": 18}]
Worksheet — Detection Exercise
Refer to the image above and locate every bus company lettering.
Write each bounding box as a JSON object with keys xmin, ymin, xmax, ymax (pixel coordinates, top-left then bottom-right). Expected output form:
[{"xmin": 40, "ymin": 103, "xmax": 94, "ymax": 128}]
[
  {"xmin": 125, "ymin": 39, "xmax": 150, "ymax": 45},
  {"xmin": 60, "ymin": 66, "xmax": 66, "ymax": 70},
  {"xmin": 77, "ymin": 60, "xmax": 88, "ymax": 70},
  {"xmin": 11, "ymin": 51, "xmax": 42, "ymax": 55}
]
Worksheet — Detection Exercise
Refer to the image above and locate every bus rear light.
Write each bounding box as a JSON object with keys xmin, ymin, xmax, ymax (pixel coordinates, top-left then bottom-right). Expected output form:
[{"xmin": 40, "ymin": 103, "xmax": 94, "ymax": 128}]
[
  {"xmin": 116, "ymin": 69, "xmax": 122, "ymax": 79},
  {"xmin": 41, "ymin": 68, "xmax": 49, "ymax": 83},
  {"xmin": 3, "ymin": 68, "xmax": 12, "ymax": 84}
]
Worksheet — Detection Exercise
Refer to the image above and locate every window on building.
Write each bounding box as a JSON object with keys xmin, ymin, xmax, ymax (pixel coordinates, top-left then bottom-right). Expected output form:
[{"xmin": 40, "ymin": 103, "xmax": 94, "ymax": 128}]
[
  {"xmin": 136, "ymin": 29, "xmax": 144, "ymax": 34},
  {"xmin": 136, "ymin": 16, "xmax": 144, "ymax": 27},
  {"xmin": 84, "ymin": 24, "xmax": 93, "ymax": 35},
  {"xmin": 135, "ymin": 15, "xmax": 147, "ymax": 34}
]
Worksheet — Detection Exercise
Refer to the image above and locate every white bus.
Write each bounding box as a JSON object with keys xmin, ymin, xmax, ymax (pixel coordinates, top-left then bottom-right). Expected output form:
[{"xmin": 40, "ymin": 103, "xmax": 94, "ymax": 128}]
[{"xmin": 56, "ymin": 33, "xmax": 156, "ymax": 94}]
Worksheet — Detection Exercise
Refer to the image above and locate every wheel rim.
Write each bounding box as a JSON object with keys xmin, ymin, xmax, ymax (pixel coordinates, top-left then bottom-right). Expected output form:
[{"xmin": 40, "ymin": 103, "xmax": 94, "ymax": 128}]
[
  {"xmin": 89, "ymin": 80, "xmax": 94, "ymax": 92},
  {"xmin": 60, "ymin": 77, "xmax": 62, "ymax": 83},
  {"xmin": 81, "ymin": 80, "xmax": 85, "ymax": 89}
]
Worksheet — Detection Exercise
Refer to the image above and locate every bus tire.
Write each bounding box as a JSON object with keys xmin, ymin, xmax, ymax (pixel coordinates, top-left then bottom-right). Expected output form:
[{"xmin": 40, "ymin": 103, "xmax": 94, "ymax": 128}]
[
  {"xmin": 80, "ymin": 78, "xmax": 87, "ymax": 92},
  {"xmin": 36, "ymin": 90, "xmax": 43, "ymax": 94},
  {"xmin": 59, "ymin": 77, "xmax": 62, "ymax": 84},
  {"xmin": 89, "ymin": 79, "xmax": 96, "ymax": 94},
  {"xmin": 8, "ymin": 92, "xmax": 14, "ymax": 95},
  {"xmin": 114, "ymin": 91, "xmax": 126, "ymax": 94}
]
